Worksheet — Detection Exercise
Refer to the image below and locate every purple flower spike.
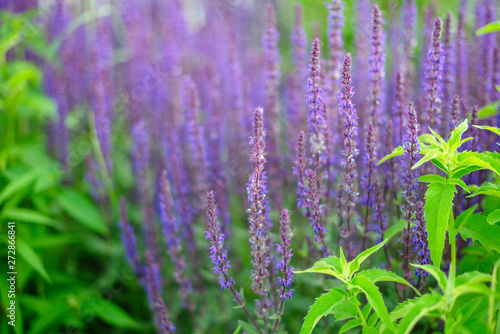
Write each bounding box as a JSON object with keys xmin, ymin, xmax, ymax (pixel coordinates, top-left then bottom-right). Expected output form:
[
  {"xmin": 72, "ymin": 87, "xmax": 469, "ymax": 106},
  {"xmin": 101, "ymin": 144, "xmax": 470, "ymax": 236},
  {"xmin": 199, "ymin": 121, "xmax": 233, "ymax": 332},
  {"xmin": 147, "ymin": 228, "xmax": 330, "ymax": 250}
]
[
  {"xmin": 400, "ymin": 102, "xmax": 421, "ymax": 284},
  {"xmin": 247, "ymin": 107, "xmax": 270, "ymax": 317},
  {"xmin": 159, "ymin": 170, "xmax": 193, "ymax": 309},
  {"xmin": 450, "ymin": 95, "xmax": 461, "ymax": 131},
  {"xmin": 441, "ymin": 12, "xmax": 456, "ymax": 134},
  {"xmin": 395, "ymin": 72, "xmax": 405, "ymax": 145},
  {"xmin": 338, "ymin": 53, "xmax": 359, "ymax": 259},
  {"xmin": 306, "ymin": 169, "xmax": 328, "ymax": 256},
  {"xmin": 456, "ymin": 1, "xmax": 469, "ymax": 112},
  {"xmin": 263, "ymin": 3, "xmax": 282, "ymax": 211},
  {"xmin": 424, "ymin": 18, "xmax": 443, "ymax": 130},
  {"xmin": 276, "ymin": 209, "xmax": 294, "ymax": 301},
  {"xmin": 307, "ymin": 38, "xmax": 327, "ymax": 175},
  {"xmin": 145, "ymin": 251, "xmax": 175, "ymax": 334},
  {"xmin": 205, "ymin": 191, "xmax": 234, "ymax": 290},
  {"xmin": 183, "ymin": 77, "xmax": 207, "ymax": 196},
  {"xmin": 119, "ymin": 197, "xmax": 143, "ymax": 278},
  {"xmin": 326, "ymin": 0, "xmax": 345, "ymax": 108},
  {"xmin": 413, "ymin": 201, "xmax": 430, "ymax": 283},
  {"xmin": 293, "ymin": 131, "xmax": 307, "ymax": 212},
  {"xmin": 368, "ymin": 5, "xmax": 385, "ymax": 124}
]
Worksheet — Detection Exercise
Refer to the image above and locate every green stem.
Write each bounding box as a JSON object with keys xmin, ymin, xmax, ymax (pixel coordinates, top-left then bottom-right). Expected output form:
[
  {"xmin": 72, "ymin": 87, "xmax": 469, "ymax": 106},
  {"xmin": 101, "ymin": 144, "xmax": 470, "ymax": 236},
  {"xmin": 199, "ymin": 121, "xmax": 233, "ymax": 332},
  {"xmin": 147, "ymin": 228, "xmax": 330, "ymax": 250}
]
[
  {"xmin": 355, "ymin": 303, "xmax": 368, "ymax": 328},
  {"xmin": 489, "ymin": 261, "xmax": 499, "ymax": 331}
]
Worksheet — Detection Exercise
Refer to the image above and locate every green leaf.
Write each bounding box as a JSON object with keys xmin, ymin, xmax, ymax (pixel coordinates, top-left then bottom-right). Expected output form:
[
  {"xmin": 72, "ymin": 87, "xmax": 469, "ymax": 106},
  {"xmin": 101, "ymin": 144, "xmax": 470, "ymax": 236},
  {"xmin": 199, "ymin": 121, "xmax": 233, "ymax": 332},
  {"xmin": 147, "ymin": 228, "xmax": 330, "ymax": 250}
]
[
  {"xmin": 396, "ymin": 293, "xmax": 442, "ymax": 334},
  {"xmin": 347, "ymin": 239, "xmax": 389, "ymax": 275},
  {"xmin": 339, "ymin": 319, "xmax": 361, "ymax": 333},
  {"xmin": 447, "ymin": 179, "xmax": 469, "ymax": 193},
  {"xmin": 467, "ymin": 182, "xmax": 500, "ymax": 198},
  {"xmin": 477, "ymin": 102, "xmax": 500, "ymax": 120},
  {"xmin": 487, "ymin": 210, "xmax": 500, "ymax": 225},
  {"xmin": 476, "ymin": 21, "xmax": 500, "ymax": 35},
  {"xmin": 453, "ymin": 204, "xmax": 478, "ymax": 239},
  {"xmin": 418, "ymin": 174, "xmax": 446, "ymax": 184},
  {"xmin": 85, "ymin": 298, "xmax": 139, "ymax": 329},
  {"xmin": 384, "ymin": 219, "xmax": 406, "ymax": 240},
  {"xmin": 356, "ymin": 269, "xmax": 420, "ymax": 296},
  {"xmin": 377, "ymin": 146, "xmax": 404, "ymax": 165},
  {"xmin": 17, "ymin": 239, "xmax": 51, "ymax": 283},
  {"xmin": 389, "ymin": 298, "xmax": 418, "ymax": 322},
  {"xmin": 351, "ymin": 275, "xmax": 395, "ymax": 332},
  {"xmin": 0, "ymin": 169, "xmax": 38, "ymax": 204},
  {"xmin": 459, "ymin": 214, "xmax": 500, "ymax": 253},
  {"xmin": 57, "ymin": 188, "xmax": 109, "ymax": 235},
  {"xmin": 419, "ymin": 133, "xmax": 437, "ymax": 145},
  {"xmin": 412, "ymin": 149, "xmax": 442, "ymax": 170},
  {"xmin": 474, "ymin": 125, "xmax": 500, "ymax": 137},
  {"xmin": 457, "ymin": 153, "xmax": 499, "ymax": 176},
  {"xmin": 448, "ymin": 120, "xmax": 469, "ymax": 149},
  {"xmin": 236, "ymin": 320, "xmax": 260, "ymax": 334},
  {"xmin": 411, "ymin": 264, "xmax": 447, "ymax": 291},
  {"xmin": 1, "ymin": 208, "xmax": 62, "ymax": 229},
  {"xmin": 424, "ymin": 182, "xmax": 457, "ymax": 267},
  {"xmin": 455, "ymin": 271, "xmax": 492, "ymax": 287},
  {"xmin": 429, "ymin": 127, "xmax": 447, "ymax": 147},
  {"xmin": 300, "ymin": 289, "xmax": 345, "ymax": 334}
]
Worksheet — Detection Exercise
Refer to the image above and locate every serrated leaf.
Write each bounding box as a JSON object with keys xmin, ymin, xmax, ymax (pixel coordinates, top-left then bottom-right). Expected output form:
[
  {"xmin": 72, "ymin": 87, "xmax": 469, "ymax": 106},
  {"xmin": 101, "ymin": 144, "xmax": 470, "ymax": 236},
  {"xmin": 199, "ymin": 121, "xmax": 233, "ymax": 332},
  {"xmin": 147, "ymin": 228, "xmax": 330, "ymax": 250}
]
[
  {"xmin": 339, "ymin": 319, "xmax": 361, "ymax": 333},
  {"xmin": 377, "ymin": 146, "xmax": 404, "ymax": 165},
  {"xmin": 453, "ymin": 204, "xmax": 478, "ymax": 240},
  {"xmin": 355, "ymin": 269, "xmax": 420, "ymax": 296},
  {"xmin": 412, "ymin": 149, "xmax": 442, "ymax": 170},
  {"xmin": 447, "ymin": 179, "xmax": 469, "ymax": 193},
  {"xmin": 424, "ymin": 182, "xmax": 457, "ymax": 267},
  {"xmin": 448, "ymin": 120, "xmax": 468, "ymax": 149},
  {"xmin": 411, "ymin": 264, "xmax": 447, "ymax": 291},
  {"xmin": 396, "ymin": 293, "xmax": 442, "ymax": 334},
  {"xmin": 487, "ymin": 210, "xmax": 500, "ymax": 225},
  {"xmin": 474, "ymin": 125, "xmax": 500, "ymax": 137},
  {"xmin": 429, "ymin": 127, "xmax": 447, "ymax": 147},
  {"xmin": 459, "ymin": 214, "xmax": 500, "ymax": 253},
  {"xmin": 455, "ymin": 271, "xmax": 492, "ymax": 287},
  {"xmin": 467, "ymin": 182, "xmax": 500, "ymax": 198},
  {"xmin": 17, "ymin": 239, "xmax": 51, "ymax": 283},
  {"xmin": 300, "ymin": 289, "xmax": 345, "ymax": 334},
  {"xmin": 418, "ymin": 174, "xmax": 446, "ymax": 184},
  {"xmin": 384, "ymin": 219, "xmax": 406, "ymax": 240},
  {"xmin": 351, "ymin": 275, "xmax": 395, "ymax": 332}
]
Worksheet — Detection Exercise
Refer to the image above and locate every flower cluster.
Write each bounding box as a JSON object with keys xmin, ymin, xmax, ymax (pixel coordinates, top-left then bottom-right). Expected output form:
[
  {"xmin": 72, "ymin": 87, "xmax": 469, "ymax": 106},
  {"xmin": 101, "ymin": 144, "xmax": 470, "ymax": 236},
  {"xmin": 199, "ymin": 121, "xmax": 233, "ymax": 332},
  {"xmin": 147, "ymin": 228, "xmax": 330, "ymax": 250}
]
[
  {"xmin": 306, "ymin": 169, "xmax": 328, "ymax": 255},
  {"xmin": 413, "ymin": 201, "xmax": 430, "ymax": 280},
  {"xmin": 276, "ymin": 209, "xmax": 294, "ymax": 301},
  {"xmin": 424, "ymin": 18, "xmax": 443, "ymax": 130},
  {"xmin": 205, "ymin": 191, "xmax": 234, "ymax": 290}
]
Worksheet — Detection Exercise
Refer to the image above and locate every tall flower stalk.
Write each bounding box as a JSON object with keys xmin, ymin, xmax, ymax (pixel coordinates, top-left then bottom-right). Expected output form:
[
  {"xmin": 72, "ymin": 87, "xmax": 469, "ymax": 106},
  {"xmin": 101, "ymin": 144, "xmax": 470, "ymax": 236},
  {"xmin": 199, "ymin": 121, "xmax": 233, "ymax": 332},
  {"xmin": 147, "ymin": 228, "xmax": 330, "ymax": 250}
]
[
  {"xmin": 424, "ymin": 18, "xmax": 443, "ymax": 130},
  {"xmin": 400, "ymin": 102, "xmax": 421, "ymax": 290},
  {"xmin": 338, "ymin": 53, "xmax": 359, "ymax": 260},
  {"xmin": 247, "ymin": 107, "xmax": 271, "ymax": 324}
]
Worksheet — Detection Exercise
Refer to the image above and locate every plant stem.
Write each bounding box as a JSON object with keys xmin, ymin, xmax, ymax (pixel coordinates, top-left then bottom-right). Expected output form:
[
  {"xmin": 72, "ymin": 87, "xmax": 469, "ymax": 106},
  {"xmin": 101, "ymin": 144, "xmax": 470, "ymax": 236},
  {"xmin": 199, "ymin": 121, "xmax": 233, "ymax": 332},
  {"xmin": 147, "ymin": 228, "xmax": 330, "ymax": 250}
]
[
  {"xmin": 226, "ymin": 280, "xmax": 263, "ymax": 334},
  {"xmin": 355, "ymin": 303, "xmax": 368, "ymax": 328},
  {"xmin": 489, "ymin": 261, "xmax": 499, "ymax": 331},
  {"xmin": 270, "ymin": 299, "xmax": 285, "ymax": 334}
]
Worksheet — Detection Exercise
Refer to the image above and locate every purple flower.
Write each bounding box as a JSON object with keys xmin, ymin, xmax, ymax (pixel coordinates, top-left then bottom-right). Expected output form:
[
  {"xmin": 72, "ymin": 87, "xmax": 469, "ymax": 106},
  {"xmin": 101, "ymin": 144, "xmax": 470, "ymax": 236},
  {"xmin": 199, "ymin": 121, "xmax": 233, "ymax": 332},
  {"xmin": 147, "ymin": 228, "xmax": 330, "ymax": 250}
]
[
  {"xmin": 307, "ymin": 38, "xmax": 327, "ymax": 175},
  {"xmin": 145, "ymin": 251, "xmax": 175, "ymax": 333},
  {"xmin": 450, "ymin": 95, "xmax": 461, "ymax": 131},
  {"xmin": 276, "ymin": 209, "xmax": 294, "ymax": 301},
  {"xmin": 306, "ymin": 169, "xmax": 328, "ymax": 255},
  {"xmin": 400, "ymin": 102, "xmax": 421, "ymax": 282},
  {"xmin": 394, "ymin": 72, "xmax": 405, "ymax": 145},
  {"xmin": 456, "ymin": 1, "xmax": 469, "ymax": 112},
  {"xmin": 119, "ymin": 197, "xmax": 143, "ymax": 278},
  {"xmin": 424, "ymin": 18, "xmax": 443, "ymax": 130},
  {"xmin": 368, "ymin": 5, "xmax": 386, "ymax": 124},
  {"xmin": 247, "ymin": 107, "xmax": 271, "ymax": 317},
  {"xmin": 368, "ymin": 179, "xmax": 387, "ymax": 244},
  {"xmin": 413, "ymin": 201, "xmax": 430, "ymax": 281},
  {"xmin": 263, "ymin": 3, "xmax": 283, "ymax": 211},
  {"xmin": 183, "ymin": 77, "xmax": 208, "ymax": 196},
  {"xmin": 89, "ymin": 17, "xmax": 114, "ymax": 175},
  {"xmin": 205, "ymin": 191, "xmax": 234, "ymax": 290},
  {"xmin": 293, "ymin": 131, "xmax": 307, "ymax": 212},
  {"xmin": 325, "ymin": 0, "xmax": 344, "ymax": 110},
  {"xmin": 159, "ymin": 170, "xmax": 193, "ymax": 309},
  {"xmin": 338, "ymin": 53, "xmax": 359, "ymax": 259},
  {"xmin": 441, "ymin": 12, "xmax": 456, "ymax": 134},
  {"xmin": 401, "ymin": 0, "xmax": 417, "ymax": 101}
]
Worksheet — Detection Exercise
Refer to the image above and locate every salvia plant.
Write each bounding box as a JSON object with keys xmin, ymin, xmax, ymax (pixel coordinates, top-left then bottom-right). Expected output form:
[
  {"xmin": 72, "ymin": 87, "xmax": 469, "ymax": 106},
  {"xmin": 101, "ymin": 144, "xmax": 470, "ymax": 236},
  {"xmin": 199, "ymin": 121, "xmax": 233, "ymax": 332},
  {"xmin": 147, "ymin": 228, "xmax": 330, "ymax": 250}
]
[{"xmin": 2, "ymin": 0, "xmax": 500, "ymax": 333}]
